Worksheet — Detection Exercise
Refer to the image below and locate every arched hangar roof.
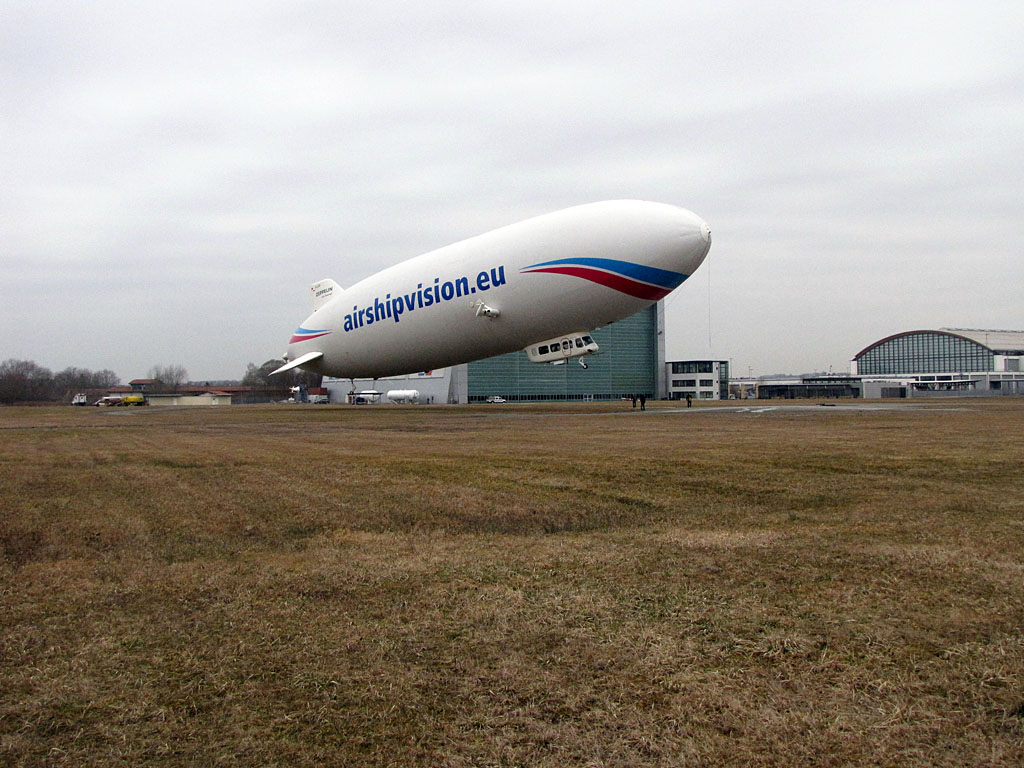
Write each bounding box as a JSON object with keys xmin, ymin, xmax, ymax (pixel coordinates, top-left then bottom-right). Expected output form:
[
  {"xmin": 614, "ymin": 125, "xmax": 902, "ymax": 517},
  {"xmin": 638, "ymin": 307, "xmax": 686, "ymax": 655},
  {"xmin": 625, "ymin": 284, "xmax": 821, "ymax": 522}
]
[
  {"xmin": 853, "ymin": 329, "xmax": 981, "ymax": 360},
  {"xmin": 854, "ymin": 328, "xmax": 1024, "ymax": 360},
  {"xmin": 939, "ymin": 328, "xmax": 1024, "ymax": 355},
  {"xmin": 852, "ymin": 329, "xmax": 1010, "ymax": 376}
]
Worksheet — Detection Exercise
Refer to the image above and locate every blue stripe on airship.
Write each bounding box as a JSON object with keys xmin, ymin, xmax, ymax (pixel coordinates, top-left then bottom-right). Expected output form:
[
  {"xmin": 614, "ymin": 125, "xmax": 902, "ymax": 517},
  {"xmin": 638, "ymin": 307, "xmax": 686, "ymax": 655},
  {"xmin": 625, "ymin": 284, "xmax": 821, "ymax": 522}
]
[{"xmin": 521, "ymin": 257, "xmax": 685, "ymax": 290}]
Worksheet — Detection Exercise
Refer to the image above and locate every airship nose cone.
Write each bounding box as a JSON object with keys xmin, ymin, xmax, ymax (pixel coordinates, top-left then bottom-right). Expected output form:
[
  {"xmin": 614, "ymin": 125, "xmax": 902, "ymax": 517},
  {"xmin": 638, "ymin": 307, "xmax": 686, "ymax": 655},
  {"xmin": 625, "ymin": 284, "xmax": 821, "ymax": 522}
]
[{"xmin": 680, "ymin": 211, "xmax": 711, "ymax": 270}]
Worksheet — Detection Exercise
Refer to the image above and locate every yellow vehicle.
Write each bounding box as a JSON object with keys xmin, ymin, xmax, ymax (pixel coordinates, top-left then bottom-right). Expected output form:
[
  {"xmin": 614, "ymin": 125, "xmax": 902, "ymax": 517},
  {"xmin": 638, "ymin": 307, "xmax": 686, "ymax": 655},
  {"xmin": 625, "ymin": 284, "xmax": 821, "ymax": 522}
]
[{"xmin": 118, "ymin": 395, "xmax": 147, "ymax": 406}]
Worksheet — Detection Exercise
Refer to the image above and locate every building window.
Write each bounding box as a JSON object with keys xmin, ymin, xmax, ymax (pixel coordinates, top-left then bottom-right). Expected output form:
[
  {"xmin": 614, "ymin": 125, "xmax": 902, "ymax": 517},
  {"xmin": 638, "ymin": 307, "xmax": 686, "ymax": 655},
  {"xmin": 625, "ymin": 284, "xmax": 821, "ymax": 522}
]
[{"xmin": 672, "ymin": 361, "xmax": 715, "ymax": 374}]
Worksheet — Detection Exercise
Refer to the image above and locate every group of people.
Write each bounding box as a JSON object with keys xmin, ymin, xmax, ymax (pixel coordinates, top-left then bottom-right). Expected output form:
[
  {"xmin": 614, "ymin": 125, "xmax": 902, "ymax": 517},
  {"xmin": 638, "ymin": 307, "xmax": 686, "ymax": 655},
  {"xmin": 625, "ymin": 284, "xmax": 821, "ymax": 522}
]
[{"xmin": 630, "ymin": 393, "xmax": 694, "ymax": 409}]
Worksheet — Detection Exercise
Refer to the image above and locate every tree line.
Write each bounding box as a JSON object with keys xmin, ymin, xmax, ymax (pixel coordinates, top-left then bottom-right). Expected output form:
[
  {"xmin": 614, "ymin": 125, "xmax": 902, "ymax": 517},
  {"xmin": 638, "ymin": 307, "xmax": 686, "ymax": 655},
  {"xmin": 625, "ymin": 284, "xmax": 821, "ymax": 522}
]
[
  {"xmin": 0, "ymin": 360, "xmax": 121, "ymax": 404},
  {"xmin": 0, "ymin": 358, "xmax": 321, "ymax": 404}
]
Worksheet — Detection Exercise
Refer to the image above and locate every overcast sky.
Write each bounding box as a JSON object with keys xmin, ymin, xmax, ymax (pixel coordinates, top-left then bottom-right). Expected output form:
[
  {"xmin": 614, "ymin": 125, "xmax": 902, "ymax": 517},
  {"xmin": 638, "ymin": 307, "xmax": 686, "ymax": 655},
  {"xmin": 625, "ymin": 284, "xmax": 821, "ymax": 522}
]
[{"xmin": 3, "ymin": 1, "xmax": 1022, "ymax": 381}]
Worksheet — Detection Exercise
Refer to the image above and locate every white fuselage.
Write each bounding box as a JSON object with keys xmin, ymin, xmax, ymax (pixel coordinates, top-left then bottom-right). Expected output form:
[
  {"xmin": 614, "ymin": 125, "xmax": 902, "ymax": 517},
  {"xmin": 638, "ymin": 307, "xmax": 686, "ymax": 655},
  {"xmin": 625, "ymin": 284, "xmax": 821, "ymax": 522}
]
[{"xmin": 282, "ymin": 200, "xmax": 711, "ymax": 379}]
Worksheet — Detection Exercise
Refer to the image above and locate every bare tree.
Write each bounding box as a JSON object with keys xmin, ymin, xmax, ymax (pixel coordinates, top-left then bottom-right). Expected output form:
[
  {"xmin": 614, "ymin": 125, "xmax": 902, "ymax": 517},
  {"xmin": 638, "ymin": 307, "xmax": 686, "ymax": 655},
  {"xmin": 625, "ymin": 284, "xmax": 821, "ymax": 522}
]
[
  {"xmin": 0, "ymin": 359, "xmax": 54, "ymax": 403},
  {"xmin": 241, "ymin": 362, "xmax": 266, "ymax": 387},
  {"xmin": 242, "ymin": 359, "xmax": 321, "ymax": 398},
  {"xmin": 51, "ymin": 367, "xmax": 123, "ymax": 401},
  {"xmin": 93, "ymin": 370, "xmax": 120, "ymax": 388},
  {"xmin": 53, "ymin": 367, "xmax": 92, "ymax": 400},
  {"xmin": 148, "ymin": 364, "xmax": 188, "ymax": 392}
]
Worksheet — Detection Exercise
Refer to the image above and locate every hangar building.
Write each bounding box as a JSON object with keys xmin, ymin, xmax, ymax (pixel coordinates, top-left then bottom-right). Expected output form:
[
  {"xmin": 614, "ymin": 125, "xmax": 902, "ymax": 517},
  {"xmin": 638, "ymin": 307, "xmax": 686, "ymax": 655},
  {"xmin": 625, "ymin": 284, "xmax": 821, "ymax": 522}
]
[
  {"xmin": 851, "ymin": 328, "xmax": 1024, "ymax": 397},
  {"xmin": 324, "ymin": 304, "xmax": 665, "ymax": 403}
]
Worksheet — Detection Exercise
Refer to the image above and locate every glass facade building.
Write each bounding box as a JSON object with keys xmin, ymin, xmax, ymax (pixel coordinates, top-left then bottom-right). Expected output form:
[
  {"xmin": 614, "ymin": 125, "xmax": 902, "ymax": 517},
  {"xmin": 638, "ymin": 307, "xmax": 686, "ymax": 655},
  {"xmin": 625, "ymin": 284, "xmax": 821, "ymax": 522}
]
[
  {"xmin": 854, "ymin": 331, "xmax": 994, "ymax": 375},
  {"xmin": 667, "ymin": 360, "xmax": 730, "ymax": 400},
  {"xmin": 466, "ymin": 305, "xmax": 660, "ymax": 402}
]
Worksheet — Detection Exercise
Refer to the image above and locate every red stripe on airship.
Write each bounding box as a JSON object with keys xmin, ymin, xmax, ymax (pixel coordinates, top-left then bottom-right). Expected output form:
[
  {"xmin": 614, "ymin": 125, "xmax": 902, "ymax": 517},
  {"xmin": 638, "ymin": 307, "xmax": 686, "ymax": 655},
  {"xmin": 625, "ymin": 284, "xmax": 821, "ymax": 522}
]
[
  {"xmin": 524, "ymin": 266, "xmax": 672, "ymax": 301},
  {"xmin": 289, "ymin": 331, "xmax": 332, "ymax": 344}
]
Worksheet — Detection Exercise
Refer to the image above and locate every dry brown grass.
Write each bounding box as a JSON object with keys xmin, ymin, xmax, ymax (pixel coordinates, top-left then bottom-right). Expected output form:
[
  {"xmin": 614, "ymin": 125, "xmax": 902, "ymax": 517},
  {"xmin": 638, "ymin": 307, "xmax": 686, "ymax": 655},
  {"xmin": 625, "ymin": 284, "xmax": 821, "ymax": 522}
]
[{"xmin": 2, "ymin": 400, "xmax": 1023, "ymax": 766}]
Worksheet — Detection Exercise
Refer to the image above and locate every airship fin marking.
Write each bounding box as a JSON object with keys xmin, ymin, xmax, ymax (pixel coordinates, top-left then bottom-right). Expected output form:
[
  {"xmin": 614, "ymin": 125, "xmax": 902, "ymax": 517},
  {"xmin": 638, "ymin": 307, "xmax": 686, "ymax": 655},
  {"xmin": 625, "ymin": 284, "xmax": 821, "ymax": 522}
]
[{"xmin": 310, "ymin": 278, "xmax": 342, "ymax": 311}]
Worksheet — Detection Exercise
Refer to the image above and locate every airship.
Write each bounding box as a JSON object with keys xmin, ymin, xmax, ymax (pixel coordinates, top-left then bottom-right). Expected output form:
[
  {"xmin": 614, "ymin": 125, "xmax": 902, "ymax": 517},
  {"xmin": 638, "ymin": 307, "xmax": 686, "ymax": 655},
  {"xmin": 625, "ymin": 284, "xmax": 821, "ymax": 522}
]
[{"xmin": 272, "ymin": 200, "xmax": 711, "ymax": 380}]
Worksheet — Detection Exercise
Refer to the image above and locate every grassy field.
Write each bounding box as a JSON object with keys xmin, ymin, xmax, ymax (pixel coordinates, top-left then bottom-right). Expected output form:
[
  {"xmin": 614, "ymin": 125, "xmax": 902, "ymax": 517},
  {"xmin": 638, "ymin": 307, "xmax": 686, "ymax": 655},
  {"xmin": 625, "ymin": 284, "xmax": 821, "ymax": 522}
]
[{"xmin": 2, "ymin": 400, "xmax": 1023, "ymax": 766}]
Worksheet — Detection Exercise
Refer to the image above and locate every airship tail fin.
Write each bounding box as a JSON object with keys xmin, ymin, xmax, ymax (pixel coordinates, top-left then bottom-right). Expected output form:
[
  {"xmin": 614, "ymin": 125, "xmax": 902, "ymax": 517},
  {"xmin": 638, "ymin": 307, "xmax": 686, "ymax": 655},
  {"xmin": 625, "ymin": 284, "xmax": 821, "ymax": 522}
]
[
  {"xmin": 310, "ymin": 279, "xmax": 342, "ymax": 311},
  {"xmin": 271, "ymin": 351, "xmax": 323, "ymax": 376}
]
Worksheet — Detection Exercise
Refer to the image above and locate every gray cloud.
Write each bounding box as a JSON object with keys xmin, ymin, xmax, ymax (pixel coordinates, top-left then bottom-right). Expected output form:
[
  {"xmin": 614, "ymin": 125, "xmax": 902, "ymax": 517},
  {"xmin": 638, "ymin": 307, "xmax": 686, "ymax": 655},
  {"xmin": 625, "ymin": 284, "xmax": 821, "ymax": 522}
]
[{"xmin": 2, "ymin": 1, "xmax": 1022, "ymax": 380}]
